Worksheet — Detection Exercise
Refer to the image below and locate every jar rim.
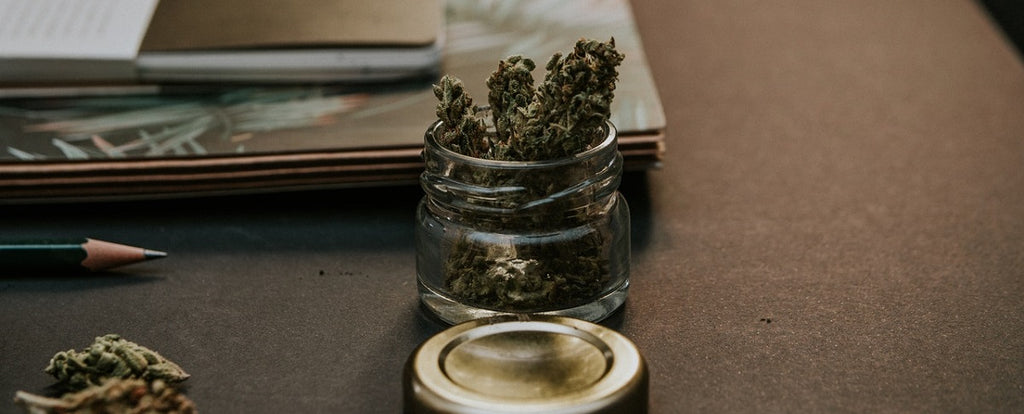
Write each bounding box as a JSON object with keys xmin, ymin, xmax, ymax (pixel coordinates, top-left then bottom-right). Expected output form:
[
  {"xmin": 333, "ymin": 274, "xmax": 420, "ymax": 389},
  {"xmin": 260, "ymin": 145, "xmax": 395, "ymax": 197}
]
[{"xmin": 424, "ymin": 119, "xmax": 618, "ymax": 169}]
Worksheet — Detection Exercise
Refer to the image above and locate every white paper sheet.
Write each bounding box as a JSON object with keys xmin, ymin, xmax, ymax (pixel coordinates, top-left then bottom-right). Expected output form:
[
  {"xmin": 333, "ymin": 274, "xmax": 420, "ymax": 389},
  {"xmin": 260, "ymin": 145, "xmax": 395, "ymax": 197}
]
[{"xmin": 0, "ymin": 0, "xmax": 158, "ymax": 60}]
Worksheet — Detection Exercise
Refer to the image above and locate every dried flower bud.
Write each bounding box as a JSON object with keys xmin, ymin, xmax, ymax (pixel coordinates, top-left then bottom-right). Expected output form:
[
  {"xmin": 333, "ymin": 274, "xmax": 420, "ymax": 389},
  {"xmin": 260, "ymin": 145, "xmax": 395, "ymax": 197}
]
[
  {"xmin": 45, "ymin": 334, "xmax": 190, "ymax": 390},
  {"xmin": 486, "ymin": 55, "xmax": 536, "ymax": 150},
  {"xmin": 14, "ymin": 378, "xmax": 197, "ymax": 414},
  {"xmin": 433, "ymin": 38, "xmax": 623, "ymax": 162},
  {"xmin": 433, "ymin": 75, "xmax": 488, "ymax": 157},
  {"xmin": 526, "ymin": 37, "xmax": 624, "ymax": 160}
]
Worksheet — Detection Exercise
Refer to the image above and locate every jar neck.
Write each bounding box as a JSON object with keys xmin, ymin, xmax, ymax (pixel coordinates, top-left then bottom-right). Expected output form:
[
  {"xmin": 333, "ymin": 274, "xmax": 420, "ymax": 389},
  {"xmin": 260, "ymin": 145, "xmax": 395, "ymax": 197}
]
[{"xmin": 421, "ymin": 120, "xmax": 622, "ymax": 219}]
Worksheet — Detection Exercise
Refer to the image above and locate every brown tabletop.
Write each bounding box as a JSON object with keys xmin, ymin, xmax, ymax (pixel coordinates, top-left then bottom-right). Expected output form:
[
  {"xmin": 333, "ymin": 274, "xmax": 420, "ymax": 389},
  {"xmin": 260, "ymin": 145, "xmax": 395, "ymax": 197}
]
[{"xmin": 2, "ymin": 0, "xmax": 1023, "ymax": 412}]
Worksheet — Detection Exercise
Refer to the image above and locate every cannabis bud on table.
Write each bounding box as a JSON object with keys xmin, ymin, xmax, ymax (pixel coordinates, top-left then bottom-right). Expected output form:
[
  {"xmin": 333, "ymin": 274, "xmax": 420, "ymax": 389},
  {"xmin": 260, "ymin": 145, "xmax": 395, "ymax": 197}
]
[
  {"xmin": 14, "ymin": 334, "xmax": 195, "ymax": 414},
  {"xmin": 417, "ymin": 38, "xmax": 631, "ymax": 323},
  {"xmin": 14, "ymin": 378, "xmax": 196, "ymax": 414},
  {"xmin": 45, "ymin": 334, "xmax": 190, "ymax": 390}
]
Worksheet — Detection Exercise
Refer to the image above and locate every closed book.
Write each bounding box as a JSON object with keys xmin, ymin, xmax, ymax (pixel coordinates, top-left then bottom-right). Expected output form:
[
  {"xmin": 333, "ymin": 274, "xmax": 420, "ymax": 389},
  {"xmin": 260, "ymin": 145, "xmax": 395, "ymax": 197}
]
[{"xmin": 0, "ymin": 0, "xmax": 443, "ymax": 84}]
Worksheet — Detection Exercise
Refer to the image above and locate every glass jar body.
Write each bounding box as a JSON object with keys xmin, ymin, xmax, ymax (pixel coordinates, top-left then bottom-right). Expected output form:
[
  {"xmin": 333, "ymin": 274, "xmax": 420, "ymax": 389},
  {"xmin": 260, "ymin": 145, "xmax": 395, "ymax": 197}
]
[{"xmin": 416, "ymin": 120, "xmax": 630, "ymax": 324}]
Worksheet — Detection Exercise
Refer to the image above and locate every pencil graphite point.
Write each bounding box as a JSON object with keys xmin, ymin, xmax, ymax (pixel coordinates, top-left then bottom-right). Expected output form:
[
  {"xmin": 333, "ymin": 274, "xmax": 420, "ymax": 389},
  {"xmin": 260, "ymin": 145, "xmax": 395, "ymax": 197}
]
[
  {"xmin": 144, "ymin": 249, "xmax": 169, "ymax": 260},
  {"xmin": 81, "ymin": 238, "xmax": 167, "ymax": 271}
]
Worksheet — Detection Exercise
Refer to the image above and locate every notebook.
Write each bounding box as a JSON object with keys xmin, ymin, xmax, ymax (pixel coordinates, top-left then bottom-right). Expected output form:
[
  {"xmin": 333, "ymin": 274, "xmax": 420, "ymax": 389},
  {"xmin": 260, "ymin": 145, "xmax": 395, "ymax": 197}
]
[{"xmin": 0, "ymin": 0, "xmax": 444, "ymax": 84}]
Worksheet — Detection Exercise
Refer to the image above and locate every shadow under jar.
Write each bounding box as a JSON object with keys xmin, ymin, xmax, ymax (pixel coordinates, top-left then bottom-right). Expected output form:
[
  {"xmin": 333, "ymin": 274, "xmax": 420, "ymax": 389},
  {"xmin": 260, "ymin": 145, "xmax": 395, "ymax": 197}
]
[{"xmin": 416, "ymin": 117, "xmax": 630, "ymax": 324}]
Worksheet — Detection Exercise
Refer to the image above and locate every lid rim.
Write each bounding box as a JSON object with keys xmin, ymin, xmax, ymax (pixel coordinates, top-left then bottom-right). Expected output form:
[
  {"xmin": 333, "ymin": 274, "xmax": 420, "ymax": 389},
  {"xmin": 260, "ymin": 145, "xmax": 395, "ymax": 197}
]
[{"xmin": 405, "ymin": 315, "xmax": 647, "ymax": 413}]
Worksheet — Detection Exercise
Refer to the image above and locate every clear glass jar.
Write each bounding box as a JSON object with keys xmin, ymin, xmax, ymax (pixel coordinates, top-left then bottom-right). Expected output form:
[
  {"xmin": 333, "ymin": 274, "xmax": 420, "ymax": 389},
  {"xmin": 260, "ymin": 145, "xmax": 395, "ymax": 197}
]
[{"xmin": 416, "ymin": 117, "xmax": 630, "ymax": 324}]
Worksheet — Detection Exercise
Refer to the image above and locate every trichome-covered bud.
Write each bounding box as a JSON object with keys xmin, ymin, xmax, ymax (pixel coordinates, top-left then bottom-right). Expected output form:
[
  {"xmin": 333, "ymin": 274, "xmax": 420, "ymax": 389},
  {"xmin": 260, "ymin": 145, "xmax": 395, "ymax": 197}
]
[
  {"xmin": 486, "ymin": 55, "xmax": 536, "ymax": 149},
  {"xmin": 14, "ymin": 378, "xmax": 197, "ymax": 414},
  {"xmin": 433, "ymin": 75, "xmax": 488, "ymax": 157},
  {"xmin": 433, "ymin": 38, "xmax": 622, "ymax": 162},
  {"xmin": 45, "ymin": 334, "xmax": 190, "ymax": 390},
  {"xmin": 530, "ymin": 37, "xmax": 624, "ymax": 160}
]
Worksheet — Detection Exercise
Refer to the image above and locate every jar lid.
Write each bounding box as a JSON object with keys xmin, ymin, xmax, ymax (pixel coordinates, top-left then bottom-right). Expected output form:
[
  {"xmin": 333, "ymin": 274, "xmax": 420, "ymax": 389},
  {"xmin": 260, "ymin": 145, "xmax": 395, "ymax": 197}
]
[{"xmin": 404, "ymin": 315, "xmax": 647, "ymax": 413}]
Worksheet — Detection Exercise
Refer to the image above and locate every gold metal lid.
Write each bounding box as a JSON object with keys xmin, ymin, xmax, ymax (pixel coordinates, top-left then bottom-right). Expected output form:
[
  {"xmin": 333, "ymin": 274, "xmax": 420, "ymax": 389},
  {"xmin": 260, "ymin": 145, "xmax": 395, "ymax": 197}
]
[{"xmin": 404, "ymin": 315, "xmax": 647, "ymax": 413}]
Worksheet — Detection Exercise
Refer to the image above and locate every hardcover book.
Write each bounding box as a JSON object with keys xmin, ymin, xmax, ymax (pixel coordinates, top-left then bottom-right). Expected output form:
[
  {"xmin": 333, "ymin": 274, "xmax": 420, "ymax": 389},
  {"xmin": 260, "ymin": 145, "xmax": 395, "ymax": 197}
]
[{"xmin": 0, "ymin": 0, "xmax": 444, "ymax": 84}]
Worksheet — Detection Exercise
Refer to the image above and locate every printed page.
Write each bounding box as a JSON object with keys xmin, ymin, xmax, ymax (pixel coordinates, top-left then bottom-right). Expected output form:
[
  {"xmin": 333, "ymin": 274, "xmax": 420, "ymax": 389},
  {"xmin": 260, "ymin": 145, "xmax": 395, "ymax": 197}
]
[{"xmin": 0, "ymin": 0, "xmax": 158, "ymax": 59}]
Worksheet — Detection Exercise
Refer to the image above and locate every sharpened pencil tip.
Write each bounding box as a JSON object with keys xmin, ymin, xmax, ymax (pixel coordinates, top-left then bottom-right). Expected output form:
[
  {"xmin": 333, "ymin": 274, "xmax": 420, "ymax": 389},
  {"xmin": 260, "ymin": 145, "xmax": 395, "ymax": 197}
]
[{"xmin": 144, "ymin": 249, "xmax": 168, "ymax": 260}]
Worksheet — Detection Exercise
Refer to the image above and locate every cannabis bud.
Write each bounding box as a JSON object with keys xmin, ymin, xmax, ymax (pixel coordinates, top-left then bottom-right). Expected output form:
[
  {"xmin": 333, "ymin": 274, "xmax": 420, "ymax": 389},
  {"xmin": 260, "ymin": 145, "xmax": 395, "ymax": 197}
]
[
  {"xmin": 432, "ymin": 75, "xmax": 488, "ymax": 158},
  {"xmin": 435, "ymin": 38, "xmax": 624, "ymax": 161},
  {"xmin": 14, "ymin": 378, "xmax": 197, "ymax": 414},
  {"xmin": 45, "ymin": 334, "xmax": 190, "ymax": 390}
]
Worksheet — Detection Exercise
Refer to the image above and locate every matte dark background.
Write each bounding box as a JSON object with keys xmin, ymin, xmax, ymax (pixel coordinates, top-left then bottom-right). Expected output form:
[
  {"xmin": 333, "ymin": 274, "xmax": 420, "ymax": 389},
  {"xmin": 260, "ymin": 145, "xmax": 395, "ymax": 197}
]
[
  {"xmin": 2, "ymin": 0, "xmax": 1023, "ymax": 413},
  {"xmin": 980, "ymin": 0, "xmax": 1024, "ymax": 56}
]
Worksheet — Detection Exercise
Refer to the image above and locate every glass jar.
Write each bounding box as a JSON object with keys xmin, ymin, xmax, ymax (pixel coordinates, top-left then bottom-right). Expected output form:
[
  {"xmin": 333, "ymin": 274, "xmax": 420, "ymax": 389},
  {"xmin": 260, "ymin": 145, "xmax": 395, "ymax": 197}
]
[{"xmin": 416, "ymin": 116, "xmax": 630, "ymax": 324}]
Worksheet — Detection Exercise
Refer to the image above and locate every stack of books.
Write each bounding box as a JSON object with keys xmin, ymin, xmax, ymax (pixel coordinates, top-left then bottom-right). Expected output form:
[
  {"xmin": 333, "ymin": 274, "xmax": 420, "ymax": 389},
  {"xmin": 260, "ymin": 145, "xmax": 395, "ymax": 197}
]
[
  {"xmin": 0, "ymin": 0, "xmax": 665, "ymax": 203},
  {"xmin": 0, "ymin": 0, "xmax": 443, "ymax": 85}
]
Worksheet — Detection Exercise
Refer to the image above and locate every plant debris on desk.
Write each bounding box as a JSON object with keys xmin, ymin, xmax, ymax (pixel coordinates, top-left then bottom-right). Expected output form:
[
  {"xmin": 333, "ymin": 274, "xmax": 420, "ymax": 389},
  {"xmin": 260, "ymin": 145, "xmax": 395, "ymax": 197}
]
[
  {"xmin": 45, "ymin": 334, "xmax": 190, "ymax": 390},
  {"xmin": 12, "ymin": 334, "xmax": 196, "ymax": 414},
  {"xmin": 14, "ymin": 378, "xmax": 196, "ymax": 414}
]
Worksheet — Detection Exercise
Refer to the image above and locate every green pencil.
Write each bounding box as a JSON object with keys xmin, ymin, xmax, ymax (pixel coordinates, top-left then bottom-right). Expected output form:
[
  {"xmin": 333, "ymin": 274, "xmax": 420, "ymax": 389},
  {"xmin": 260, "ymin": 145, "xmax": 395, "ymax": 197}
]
[{"xmin": 0, "ymin": 238, "xmax": 167, "ymax": 273}]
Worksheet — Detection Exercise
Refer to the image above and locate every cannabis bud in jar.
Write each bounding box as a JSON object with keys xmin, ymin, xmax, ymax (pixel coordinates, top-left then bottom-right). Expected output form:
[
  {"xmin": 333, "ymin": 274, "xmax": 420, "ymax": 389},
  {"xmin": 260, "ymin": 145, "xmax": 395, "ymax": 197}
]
[
  {"xmin": 417, "ymin": 38, "xmax": 631, "ymax": 324},
  {"xmin": 45, "ymin": 334, "xmax": 190, "ymax": 390},
  {"xmin": 433, "ymin": 38, "xmax": 624, "ymax": 161}
]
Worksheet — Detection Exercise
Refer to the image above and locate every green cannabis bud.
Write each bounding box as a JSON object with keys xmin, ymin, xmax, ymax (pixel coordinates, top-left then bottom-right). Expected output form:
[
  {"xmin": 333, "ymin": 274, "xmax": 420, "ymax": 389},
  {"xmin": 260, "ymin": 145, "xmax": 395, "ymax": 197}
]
[
  {"xmin": 14, "ymin": 378, "xmax": 197, "ymax": 414},
  {"xmin": 436, "ymin": 38, "xmax": 624, "ymax": 161},
  {"xmin": 45, "ymin": 334, "xmax": 190, "ymax": 390},
  {"xmin": 486, "ymin": 55, "xmax": 536, "ymax": 159},
  {"xmin": 527, "ymin": 38, "xmax": 624, "ymax": 160},
  {"xmin": 433, "ymin": 75, "xmax": 488, "ymax": 158}
]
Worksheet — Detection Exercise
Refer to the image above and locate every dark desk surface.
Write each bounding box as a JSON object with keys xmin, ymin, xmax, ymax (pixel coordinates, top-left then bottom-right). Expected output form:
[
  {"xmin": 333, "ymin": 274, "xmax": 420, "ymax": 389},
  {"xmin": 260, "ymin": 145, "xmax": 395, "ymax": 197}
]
[{"xmin": 2, "ymin": 0, "xmax": 1023, "ymax": 412}]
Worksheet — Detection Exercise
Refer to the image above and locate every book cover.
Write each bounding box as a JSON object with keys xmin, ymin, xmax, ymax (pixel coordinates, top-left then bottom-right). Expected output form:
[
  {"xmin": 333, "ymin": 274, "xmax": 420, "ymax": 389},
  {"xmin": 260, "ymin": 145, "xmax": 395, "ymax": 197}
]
[
  {"xmin": 141, "ymin": 0, "xmax": 441, "ymax": 50},
  {"xmin": 136, "ymin": 0, "xmax": 444, "ymax": 83}
]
